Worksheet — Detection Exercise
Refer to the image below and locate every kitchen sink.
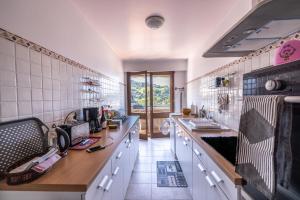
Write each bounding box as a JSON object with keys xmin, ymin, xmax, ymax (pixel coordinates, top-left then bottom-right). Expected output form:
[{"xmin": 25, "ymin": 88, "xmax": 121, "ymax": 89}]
[
  {"xmin": 201, "ymin": 136, "xmax": 237, "ymax": 166},
  {"xmin": 178, "ymin": 118, "xmax": 230, "ymax": 132}
]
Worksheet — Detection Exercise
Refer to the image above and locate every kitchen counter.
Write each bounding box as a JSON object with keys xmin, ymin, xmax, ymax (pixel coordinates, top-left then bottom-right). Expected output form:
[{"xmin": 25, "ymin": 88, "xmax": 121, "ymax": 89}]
[
  {"xmin": 172, "ymin": 115, "xmax": 243, "ymax": 185},
  {"xmin": 0, "ymin": 116, "xmax": 139, "ymax": 192}
]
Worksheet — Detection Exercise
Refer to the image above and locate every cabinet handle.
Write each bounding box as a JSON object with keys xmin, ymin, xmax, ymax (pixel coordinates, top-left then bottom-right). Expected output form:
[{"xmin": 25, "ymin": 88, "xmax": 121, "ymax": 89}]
[
  {"xmin": 177, "ymin": 133, "xmax": 182, "ymax": 137},
  {"xmin": 125, "ymin": 139, "xmax": 130, "ymax": 144},
  {"xmin": 127, "ymin": 143, "xmax": 131, "ymax": 148},
  {"xmin": 197, "ymin": 163, "xmax": 206, "ymax": 173},
  {"xmin": 183, "ymin": 141, "xmax": 187, "ymax": 146},
  {"xmin": 184, "ymin": 137, "xmax": 190, "ymax": 142},
  {"xmin": 211, "ymin": 171, "xmax": 222, "ymax": 183},
  {"xmin": 104, "ymin": 179, "xmax": 113, "ymax": 192},
  {"xmin": 98, "ymin": 175, "xmax": 109, "ymax": 189},
  {"xmin": 193, "ymin": 149, "xmax": 201, "ymax": 156},
  {"xmin": 205, "ymin": 176, "xmax": 215, "ymax": 187},
  {"xmin": 113, "ymin": 166, "xmax": 120, "ymax": 176},
  {"xmin": 116, "ymin": 152, "xmax": 123, "ymax": 159}
]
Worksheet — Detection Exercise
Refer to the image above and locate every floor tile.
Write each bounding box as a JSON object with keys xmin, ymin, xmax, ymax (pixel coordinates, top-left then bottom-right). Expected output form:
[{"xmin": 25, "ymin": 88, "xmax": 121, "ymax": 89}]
[
  {"xmin": 125, "ymin": 183, "xmax": 152, "ymax": 200},
  {"xmin": 130, "ymin": 172, "xmax": 152, "ymax": 184},
  {"xmin": 151, "ymin": 184, "xmax": 192, "ymax": 200},
  {"xmin": 125, "ymin": 138, "xmax": 192, "ymax": 200}
]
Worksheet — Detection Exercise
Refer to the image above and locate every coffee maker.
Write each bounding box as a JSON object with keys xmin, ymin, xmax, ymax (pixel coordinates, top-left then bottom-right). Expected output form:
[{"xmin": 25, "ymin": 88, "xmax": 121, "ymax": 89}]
[{"xmin": 83, "ymin": 107, "xmax": 101, "ymax": 133}]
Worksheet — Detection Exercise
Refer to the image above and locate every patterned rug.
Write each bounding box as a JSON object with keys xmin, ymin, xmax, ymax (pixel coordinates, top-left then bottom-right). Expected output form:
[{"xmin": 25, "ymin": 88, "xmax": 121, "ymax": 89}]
[{"xmin": 156, "ymin": 161, "xmax": 188, "ymax": 187}]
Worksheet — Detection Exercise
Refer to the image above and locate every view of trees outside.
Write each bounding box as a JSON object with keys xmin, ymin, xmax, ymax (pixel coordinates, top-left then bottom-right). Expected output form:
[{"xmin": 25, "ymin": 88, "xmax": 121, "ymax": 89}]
[{"xmin": 131, "ymin": 75, "xmax": 170, "ymax": 113}]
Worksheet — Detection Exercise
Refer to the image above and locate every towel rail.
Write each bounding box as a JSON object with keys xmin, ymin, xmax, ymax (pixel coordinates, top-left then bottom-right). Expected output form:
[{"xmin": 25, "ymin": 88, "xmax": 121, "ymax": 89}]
[{"xmin": 284, "ymin": 96, "xmax": 300, "ymax": 103}]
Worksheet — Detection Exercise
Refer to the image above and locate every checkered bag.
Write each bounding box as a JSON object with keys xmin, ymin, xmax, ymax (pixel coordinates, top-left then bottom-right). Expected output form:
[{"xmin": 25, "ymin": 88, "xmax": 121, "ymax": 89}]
[{"xmin": 0, "ymin": 117, "xmax": 49, "ymax": 180}]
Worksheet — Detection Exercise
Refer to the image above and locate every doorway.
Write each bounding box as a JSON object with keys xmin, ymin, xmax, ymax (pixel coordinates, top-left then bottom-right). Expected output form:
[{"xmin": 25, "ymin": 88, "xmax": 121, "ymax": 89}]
[{"xmin": 127, "ymin": 71, "xmax": 174, "ymax": 139}]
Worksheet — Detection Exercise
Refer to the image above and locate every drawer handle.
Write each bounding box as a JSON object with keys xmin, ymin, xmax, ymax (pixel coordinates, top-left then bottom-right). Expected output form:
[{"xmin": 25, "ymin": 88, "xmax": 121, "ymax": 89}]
[
  {"xmin": 125, "ymin": 139, "xmax": 130, "ymax": 144},
  {"xmin": 113, "ymin": 166, "xmax": 120, "ymax": 176},
  {"xmin": 193, "ymin": 149, "xmax": 201, "ymax": 156},
  {"xmin": 116, "ymin": 151, "xmax": 123, "ymax": 159},
  {"xmin": 205, "ymin": 176, "xmax": 215, "ymax": 188},
  {"xmin": 104, "ymin": 179, "xmax": 113, "ymax": 192},
  {"xmin": 211, "ymin": 171, "xmax": 223, "ymax": 183},
  {"xmin": 183, "ymin": 141, "xmax": 187, "ymax": 146},
  {"xmin": 184, "ymin": 137, "xmax": 190, "ymax": 142},
  {"xmin": 197, "ymin": 163, "xmax": 206, "ymax": 173},
  {"xmin": 98, "ymin": 175, "xmax": 109, "ymax": 189}
]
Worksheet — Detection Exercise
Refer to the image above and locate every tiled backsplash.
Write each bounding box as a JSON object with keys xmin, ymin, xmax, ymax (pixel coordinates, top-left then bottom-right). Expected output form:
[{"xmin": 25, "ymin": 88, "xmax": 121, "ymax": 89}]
[
  {"xmin": 187, "ymin": 32, "xmax": 300, "ymax": 131},
  {"xmin": 0, "ymin": 36, "xmax": 125, "ymax": 126}
]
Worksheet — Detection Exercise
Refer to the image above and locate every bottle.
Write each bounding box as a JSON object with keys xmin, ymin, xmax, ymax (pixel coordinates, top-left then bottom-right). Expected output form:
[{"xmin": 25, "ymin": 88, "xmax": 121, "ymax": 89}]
[{"xmin": 100, "ymin": 106, "xmax": 107, "ymax": 129}]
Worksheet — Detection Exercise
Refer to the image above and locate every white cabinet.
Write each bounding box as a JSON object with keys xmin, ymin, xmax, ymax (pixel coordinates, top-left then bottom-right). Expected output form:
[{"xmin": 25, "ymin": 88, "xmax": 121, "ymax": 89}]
[{"xmin": 85, "ymin": 159, "xmax": 112, "ymax": 200}]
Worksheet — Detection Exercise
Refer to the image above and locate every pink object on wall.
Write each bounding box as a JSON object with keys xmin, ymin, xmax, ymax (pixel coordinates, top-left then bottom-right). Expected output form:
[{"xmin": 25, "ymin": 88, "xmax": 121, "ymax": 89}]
[{"xmin": 275, "ymin": 40, "xmax": 300, "ymax": 65}]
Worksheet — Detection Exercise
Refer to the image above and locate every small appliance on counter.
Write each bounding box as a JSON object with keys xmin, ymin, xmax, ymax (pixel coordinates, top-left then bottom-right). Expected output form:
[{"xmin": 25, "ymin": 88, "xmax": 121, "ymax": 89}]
[
  {"xmin": 58, "ymin": 121, "xmax": 89, "ymax": 147},
  {"xmin": 83, "ymin": 107, "xmax": 102, "ymax": 133}
]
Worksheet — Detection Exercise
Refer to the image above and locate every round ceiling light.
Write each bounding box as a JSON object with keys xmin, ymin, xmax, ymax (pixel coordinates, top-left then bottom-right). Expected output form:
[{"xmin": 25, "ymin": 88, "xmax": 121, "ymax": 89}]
[{"xmin": 145, "ymin": 15, "xmax": 165, "ymax": 29}]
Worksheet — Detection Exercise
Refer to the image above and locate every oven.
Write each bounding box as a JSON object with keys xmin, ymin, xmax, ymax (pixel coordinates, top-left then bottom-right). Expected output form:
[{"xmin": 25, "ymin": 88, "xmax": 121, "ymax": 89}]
[{"xmin": 242, "ymin": 60, "xmax": 300, "ymax": 200}]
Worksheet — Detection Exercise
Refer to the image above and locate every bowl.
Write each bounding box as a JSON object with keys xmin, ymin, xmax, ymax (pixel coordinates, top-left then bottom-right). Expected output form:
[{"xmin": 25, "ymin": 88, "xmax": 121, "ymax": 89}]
[{"xmin": 182, "ymin": 108, "xmax": 191, "ymax": 116}]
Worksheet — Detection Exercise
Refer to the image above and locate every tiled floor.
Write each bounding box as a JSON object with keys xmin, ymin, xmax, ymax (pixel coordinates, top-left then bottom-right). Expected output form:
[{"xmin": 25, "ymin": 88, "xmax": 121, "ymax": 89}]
[{"xmin": 125, "ymin": 138, "xmax": 192, "ymax": 200}]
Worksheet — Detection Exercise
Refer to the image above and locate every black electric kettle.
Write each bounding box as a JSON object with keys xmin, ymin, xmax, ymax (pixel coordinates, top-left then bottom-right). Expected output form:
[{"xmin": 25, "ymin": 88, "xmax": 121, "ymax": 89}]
[{"xmin": 55, "ymin": 127, "xmax": 70, "ymax": 156}]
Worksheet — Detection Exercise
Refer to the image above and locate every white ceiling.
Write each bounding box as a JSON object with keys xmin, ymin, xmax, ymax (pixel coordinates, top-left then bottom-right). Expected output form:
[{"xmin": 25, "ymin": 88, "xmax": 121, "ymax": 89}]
[{"xmin": 70, "ymin": 0, "xmax": 239, "ymax": 60}]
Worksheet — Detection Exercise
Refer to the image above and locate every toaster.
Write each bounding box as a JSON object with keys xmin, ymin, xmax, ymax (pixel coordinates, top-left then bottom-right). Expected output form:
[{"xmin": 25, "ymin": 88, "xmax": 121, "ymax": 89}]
[{"xmin": 58, "ymin": 121, "xmax": 90, "ymax": 146}]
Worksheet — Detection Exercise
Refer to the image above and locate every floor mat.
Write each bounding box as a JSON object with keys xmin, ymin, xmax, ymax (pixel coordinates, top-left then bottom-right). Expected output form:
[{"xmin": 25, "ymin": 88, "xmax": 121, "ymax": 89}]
[{"xmin": 156, "ymin": 161, "xmax": 188, "ymax": 187}]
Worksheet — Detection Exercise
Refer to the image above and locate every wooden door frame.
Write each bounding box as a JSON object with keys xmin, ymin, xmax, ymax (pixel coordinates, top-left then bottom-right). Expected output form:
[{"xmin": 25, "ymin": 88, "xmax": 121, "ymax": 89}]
[
  {"xmin": 127, "ymin": 71, "xmax": 148, "ymax": 140},
  {"xmin": 149, "ymin": 71, "xmax": 174, "ymax": 138}
]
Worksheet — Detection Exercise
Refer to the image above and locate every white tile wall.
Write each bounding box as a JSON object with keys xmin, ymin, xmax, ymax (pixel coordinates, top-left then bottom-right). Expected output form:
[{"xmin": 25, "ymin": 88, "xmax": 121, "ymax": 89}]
[
  {"xmin": 187, "ymin": 35, "xmax": 300, "ymax": 131},
  {"xmin": 0, "ymin": 37, "xmax": 125, "ymax": 125}
]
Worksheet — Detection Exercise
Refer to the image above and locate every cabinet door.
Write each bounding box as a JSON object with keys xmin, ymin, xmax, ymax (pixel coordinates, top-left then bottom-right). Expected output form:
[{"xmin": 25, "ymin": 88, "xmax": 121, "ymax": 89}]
[
  {"xmin": 175, "ymin": 128, "xmax": 183, "ymax": 162},
  {"xmin": 85, "ymin": 159, "xmax": 112, "ymax": 200},
  {"xmin": 111, "ymin": 165, "xmax": 124, "ymax": 200},
  {"xmin": 123, "ymin": 136, "xmax": 131, "ymax": 195},
  {"xmin": 170, "ymin": 121, "xmax": 175, "ymax": 154},
  {"xmin": 203, "ymin": 174, "xmax": 228, "ymax": 200}
]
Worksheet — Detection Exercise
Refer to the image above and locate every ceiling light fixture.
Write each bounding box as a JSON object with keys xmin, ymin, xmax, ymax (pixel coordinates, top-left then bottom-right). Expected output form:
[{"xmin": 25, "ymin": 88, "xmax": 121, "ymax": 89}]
[{"xmin": 145, "ymin": 15, "xmax": 165, "ymax": 29}]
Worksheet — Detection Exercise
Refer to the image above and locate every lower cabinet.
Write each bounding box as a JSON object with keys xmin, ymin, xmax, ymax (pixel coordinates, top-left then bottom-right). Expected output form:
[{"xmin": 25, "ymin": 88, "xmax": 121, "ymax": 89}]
[
  {"xmin": 175, "ymin": 121, "xmax": 240, "ymax": 200},
  {"xmin": 85, "ymin": 123, "xmax": 139, "ymax": 200}
]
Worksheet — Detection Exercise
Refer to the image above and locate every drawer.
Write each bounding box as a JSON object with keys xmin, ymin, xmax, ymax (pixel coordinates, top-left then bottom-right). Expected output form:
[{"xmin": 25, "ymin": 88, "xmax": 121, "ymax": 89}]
[
  {"xmin": 85, "ymin": 159, "xmax": 112, "ymax": 200},
  {"xmin": 111, "ymin": 142, "xmax": 125, "ymax": 171},
  {"xmin": 193, "ymin": 141, "xmax": 237, "ymax": 200},
  {"xmin": 206, "ymin": 157, "xmax": 237, "ymax": 200}
]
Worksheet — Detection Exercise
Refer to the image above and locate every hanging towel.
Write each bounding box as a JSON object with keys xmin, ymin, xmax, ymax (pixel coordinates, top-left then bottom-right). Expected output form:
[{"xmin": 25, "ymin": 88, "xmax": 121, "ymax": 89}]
[{"xmin": 236, "ymin": 95, "xmax": 287, "ymax": 199}]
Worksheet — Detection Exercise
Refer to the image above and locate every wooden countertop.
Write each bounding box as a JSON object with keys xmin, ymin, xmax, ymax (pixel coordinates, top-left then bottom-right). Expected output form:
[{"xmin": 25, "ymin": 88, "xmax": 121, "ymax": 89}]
[
  {"xmin": 172, "ymin": 115, "xmax": 244, "ymax": 186},
  {"xmin": 0, "ymin": 116, "xmax": 139, "ymax": 192}
]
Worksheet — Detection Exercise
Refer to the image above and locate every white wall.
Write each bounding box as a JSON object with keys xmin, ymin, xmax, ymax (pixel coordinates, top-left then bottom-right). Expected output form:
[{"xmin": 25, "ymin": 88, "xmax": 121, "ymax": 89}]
[
  {"xmin": 123, "ymin": 59, "xmax": 187, "ymax": 72},
  {"xmin": 0, "ymin": 0, "xmax": 123, "ymax": 82},
  {"xmin": 187, "ymin": 0, "xmax": 252, "ymax": 81}
]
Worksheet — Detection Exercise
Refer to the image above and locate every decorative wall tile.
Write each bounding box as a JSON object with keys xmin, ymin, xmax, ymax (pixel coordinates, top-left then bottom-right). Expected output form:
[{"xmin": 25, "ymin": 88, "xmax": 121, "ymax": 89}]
[
  {"xmin": 31, "ymin": 63, "xmax": 42, "ymax": 76},
  {"xmin": 43, "ymin": 78, "xmax": 52, "ymax": 90},
  {"xmin": 30, "ymin": 49, "xmax": 41, "ymax": 64},
  {"xmin": 0, "ymin": 70, "xmax": 16, "ymax": 87},
  {"xmin": 187, "ymin": 31, "xmax": 300, "ymax": 131},
  {"xmin": 43, "ymin": 101, "xmax": 52, "ymax": 112},
  {"xmin": 16, "ymin": 59, "xmax": 30, "ymax": 74},
  {"xmin": 17, "ymin": 73, "xmax": 31, "ymax": 88},
  {"xmin": 0, "ymin": 37, "xmax": 14, "ymax": 56},
  {"xmin": 32, "ymin": 88, "xmax": 43, "ymax": 101},
  {"xmin": 32, "ymin": 100, "xmax": 43, "ymax": 114},
  {"xmin": 43, "ymin": 89, "xmax": 52, "ymax": 101},
  {"xmin": 0, "ymin": 102, "xmax": 18, "ymax": 118},
  {"xmin": 18, "ymin": 101, "xmax": 32, "ymax": 116},
  {"xmin": 16, "ymin": 44, "xmax": 29, "ymax": 61},
  {"xmin": 0, "ymin": 54, "xmax": 15, "ymax": 72},
  {"xmin": 0, "ymin": 86, "xmax": 17, "ymax": 101},
  {"xmin": 31, "ymin": 75, "xmax": 42, "ymax": 89},
  {"xmin": 0, "ymin": 29, "xmax": 125, "ymax": 126},
  {"xmin": 17, "ymin": 87, "xmax": 31, "ymax": 101}
]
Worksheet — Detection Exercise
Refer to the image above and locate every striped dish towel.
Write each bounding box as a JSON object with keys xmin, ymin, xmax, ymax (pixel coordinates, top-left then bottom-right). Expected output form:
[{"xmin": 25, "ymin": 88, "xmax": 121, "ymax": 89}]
[{"xmin": 236, "ymin": 95, "xmax": 285, "ymax": 199}]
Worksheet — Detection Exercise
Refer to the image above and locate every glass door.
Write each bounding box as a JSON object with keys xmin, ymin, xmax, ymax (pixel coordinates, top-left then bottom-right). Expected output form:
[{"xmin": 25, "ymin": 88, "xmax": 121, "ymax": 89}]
[
  {"xmin": 127, "ymin": 71, "xmax": 174, "ymax": 139},
  {"xmin": 150, "ymin": 72, "xmax": 174, "ymax": 138},
  {"xmin": 127, "ymin": 71, "xmax": 149, "ymax": 140}
]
